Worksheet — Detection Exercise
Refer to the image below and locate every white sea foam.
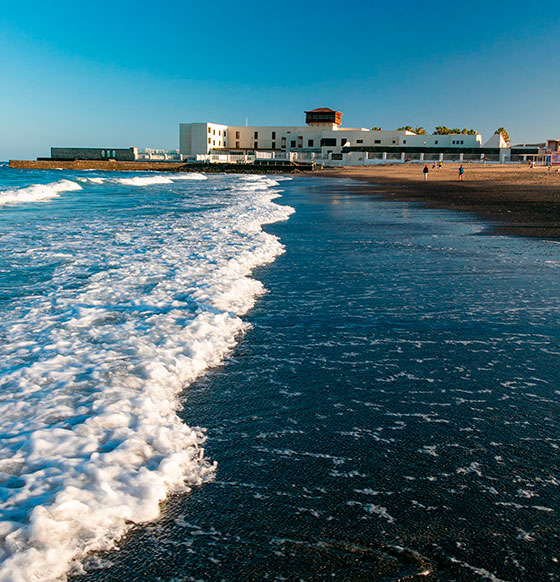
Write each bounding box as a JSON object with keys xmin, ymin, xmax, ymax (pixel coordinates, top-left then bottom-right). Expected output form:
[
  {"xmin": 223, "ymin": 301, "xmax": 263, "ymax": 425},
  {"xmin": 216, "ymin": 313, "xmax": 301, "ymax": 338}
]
[
  {"xmin": 77, "ymin": 177, "xmax": 106, "ymax": 184},
  {"xmin": 116, "ymin": 175, "xmax": 174, "ymax": 186},
  {"xmin": 115, "ymin": 173, "xmax": 208, "ymax": 187},
  {"xmin": 0, "ymin": 179, "xmax": 82, "ymax": 206},
  {"xmin": 169, "ymin": 173, "xmax": 208, "ymax": 181},
  {"xmin": 0, "ymin": 174, "xmax": 294, "ymax": 581}
]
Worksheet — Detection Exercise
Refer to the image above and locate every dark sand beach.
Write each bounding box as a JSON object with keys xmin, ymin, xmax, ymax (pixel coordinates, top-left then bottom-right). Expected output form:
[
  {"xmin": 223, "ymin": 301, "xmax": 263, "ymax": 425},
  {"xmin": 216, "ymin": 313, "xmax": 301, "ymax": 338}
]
[{"xmin": 313, "ymin": 164, "xmax": 560, "ymax": 239}]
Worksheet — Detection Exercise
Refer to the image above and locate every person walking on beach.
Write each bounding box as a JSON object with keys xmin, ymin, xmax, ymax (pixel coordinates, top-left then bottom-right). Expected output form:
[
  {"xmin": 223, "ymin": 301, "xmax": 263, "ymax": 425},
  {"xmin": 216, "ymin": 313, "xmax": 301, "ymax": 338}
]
[
  {"xmin": 458, "ymin": 165, "xmax": 464, "ymax": 181},
  {"xmin": 423, "ymin": 164, "xmax": 429, "ymax": 180}
]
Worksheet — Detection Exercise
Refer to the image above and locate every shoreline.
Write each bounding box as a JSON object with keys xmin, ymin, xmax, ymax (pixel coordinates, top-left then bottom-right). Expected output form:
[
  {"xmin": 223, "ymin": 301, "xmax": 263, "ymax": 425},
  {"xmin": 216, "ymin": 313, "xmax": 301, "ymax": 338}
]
[{"xmin": 312, "ymin": 165, "xmax": 560, "ymax": 239}]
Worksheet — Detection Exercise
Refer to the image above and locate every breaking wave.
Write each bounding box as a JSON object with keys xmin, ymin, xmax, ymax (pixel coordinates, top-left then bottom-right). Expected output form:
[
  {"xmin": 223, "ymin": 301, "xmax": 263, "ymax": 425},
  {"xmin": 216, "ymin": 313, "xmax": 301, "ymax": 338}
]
[
  {"xmin": 0, "ymin": 173, "xmax": 294, "ymax": 581},
  {"xmin": 0, "ymin": 179, "xmax": 82, "ymax": 206}
]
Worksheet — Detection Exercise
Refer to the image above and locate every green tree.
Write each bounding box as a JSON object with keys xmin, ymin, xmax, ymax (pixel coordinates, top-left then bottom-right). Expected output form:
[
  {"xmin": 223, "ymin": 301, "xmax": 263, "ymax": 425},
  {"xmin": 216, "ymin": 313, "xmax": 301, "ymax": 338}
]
[
  {"xmin": 495, "ymin": 127, "xmax": 510, "ymax": 143},
  {"xmin": 371, "ymin": 126, "xmax": 382, "ymax": 131},
  {"xmin": 414, "ymin": 126, "xmax": 427, "ymax": 135},
  {"xmin": 397, "ymin": 125, "xmax": 414, "ymax": 132},
  {"xmin": 434, "ymin": 126, "xmax": 451, "ymax": 135}
]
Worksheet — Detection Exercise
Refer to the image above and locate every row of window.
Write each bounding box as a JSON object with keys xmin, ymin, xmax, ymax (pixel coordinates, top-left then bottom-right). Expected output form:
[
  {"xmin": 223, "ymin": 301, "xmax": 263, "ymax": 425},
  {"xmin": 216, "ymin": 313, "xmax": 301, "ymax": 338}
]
[
  {"xmin": 101, "ymin": 150, "xmax": 116, "ymax": 158},
  {"xmin": 204, "ymin": 131, "xmax": 466, "ymax": 150},
  {"xmin": 208, "ymin": 127, "xmax": 227, "ymax": 137}
]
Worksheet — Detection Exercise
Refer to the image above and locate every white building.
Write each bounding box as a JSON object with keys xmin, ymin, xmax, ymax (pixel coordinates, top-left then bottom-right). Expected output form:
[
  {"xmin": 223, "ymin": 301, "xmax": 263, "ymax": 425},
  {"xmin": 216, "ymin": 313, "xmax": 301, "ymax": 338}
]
[{"xmin": 179, "ymin": 108, "xmax": 503, "ymax": 164}]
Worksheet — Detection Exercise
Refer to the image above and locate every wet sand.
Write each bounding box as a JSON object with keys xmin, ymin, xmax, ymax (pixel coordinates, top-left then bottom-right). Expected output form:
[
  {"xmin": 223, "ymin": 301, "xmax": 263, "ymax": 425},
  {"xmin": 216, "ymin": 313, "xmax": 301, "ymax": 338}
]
[{"xmin": 312, "ymin": 164, "xmax": 560, "ymax": 238}]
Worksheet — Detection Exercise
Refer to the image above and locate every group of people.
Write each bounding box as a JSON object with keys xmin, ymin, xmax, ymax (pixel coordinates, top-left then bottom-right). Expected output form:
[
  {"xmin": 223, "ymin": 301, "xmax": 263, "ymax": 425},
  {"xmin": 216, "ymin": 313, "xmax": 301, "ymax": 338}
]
[{"xmin": 423, "ymin": 163, "xmax": 464, "ymax": 180}]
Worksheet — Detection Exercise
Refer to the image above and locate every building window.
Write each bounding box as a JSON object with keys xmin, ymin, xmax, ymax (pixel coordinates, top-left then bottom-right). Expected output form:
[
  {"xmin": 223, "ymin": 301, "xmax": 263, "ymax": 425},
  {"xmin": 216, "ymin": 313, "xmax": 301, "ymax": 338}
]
[
  {"xmin": 208, "ymin": 138, "xmax": 211, "ymax": 144},
  {"xmin": 236, "ymin": 141, "xmax": 240, "ymax": 148},
  {"xmin": 308, "ymin": 139, "xmax": 314, "ymax": 147},
  {"xmin": 402, "ymin": 140, "xmax": 406, "ymax": 144},
  {"xmin": 392, "ymin": 140, "xmax": 396, "ymax": 144},
  {"xmin": 460, "ymin": 140, "xmax": 464, "ymax": 144},
  {"xmin": 356, "ymin": 139, "xmax": 363, "ymax": 144},
  {"xmin": 101, "ymin": 150, "xmax": 105, "ymax": 157},
  {"xmin": 112, "ymin": 150, "xmax": 116, "ymax": 157},
  {"xmin": 291, "ymin": 140, "xmax": 296, "ymax": 148},
  {"xmin": 272, "ymin": 131, "xmax": 276, "ymax": 139},
  {"xmin": 223, "ymin": 131, "xmax": 227, "ymax": 137},
  {"xmin": 254, "ymin": 141, "xmax": 258, "ymax": 149},
  {"xmin": 213, "ymin": 140, "xmax": 216, "ymax": 146},
  {"xmin": 435, "ymin": 140, "xmax": 438, "ymax": 144},
  {"xmin": 374, "ymin": 140, "xmax": 381, "ymax": 144},
  {"xmin": 341, "ymin": 138, "xmax": 347, "ymax": 146},
  {"xmin": 272, "ymin": 141, "xmax": 276, "ymax": 149},
  {"xmin": 236, "ymin": 131, "xmax": 240, "ymax": 139},
  {"xmin": 254, "ymin": 131, "xmax": 258, "ymax": 139},
  {"xmin": 208, "ymin": 127, "xmax": 211, "ymax": 133},
  {"xmin": 213, "ymin": 129, "xmax": 215, "ymax": 135}
]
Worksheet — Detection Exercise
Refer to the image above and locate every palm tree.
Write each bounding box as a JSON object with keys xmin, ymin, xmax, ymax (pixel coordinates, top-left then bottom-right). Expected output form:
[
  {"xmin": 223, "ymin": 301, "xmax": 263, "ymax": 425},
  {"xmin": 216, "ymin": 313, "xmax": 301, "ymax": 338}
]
[
  {"xmin": 414, "ymin": 126, "xmax": 427, "ymax": 135},
  {"xmin": 371, "ymin": 126, "xmax": 382, "ymax": 131},
  {"xmin": 434, "ymin": 126, "xmax": 451, "ymax": 135},
  {"xmin": 397, "ymin": 125, "xmax": 414, "ymax": 132},
  {"xmin": 496, "ymin": 127, "xmax": 510, "ymax": 143}
]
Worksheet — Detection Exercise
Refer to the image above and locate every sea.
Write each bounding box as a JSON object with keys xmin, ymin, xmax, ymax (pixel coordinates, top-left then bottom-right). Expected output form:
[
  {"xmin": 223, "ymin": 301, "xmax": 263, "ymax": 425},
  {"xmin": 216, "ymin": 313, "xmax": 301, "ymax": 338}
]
[{"xmin": 0, "ymin": 163, "xmax": 559, "ymax": 581}]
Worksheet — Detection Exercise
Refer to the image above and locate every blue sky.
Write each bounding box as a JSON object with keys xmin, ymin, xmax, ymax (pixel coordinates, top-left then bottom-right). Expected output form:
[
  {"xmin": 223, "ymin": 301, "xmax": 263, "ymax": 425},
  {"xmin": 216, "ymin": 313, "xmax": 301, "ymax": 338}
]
[{"xmin": 1, "ymin": 0, "xmax": 558, "ymax": 159}]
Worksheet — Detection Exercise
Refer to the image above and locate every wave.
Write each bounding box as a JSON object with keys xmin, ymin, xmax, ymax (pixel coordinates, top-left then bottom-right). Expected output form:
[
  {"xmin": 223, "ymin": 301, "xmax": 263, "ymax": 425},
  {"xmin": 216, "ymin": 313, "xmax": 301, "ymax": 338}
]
[
  {"xmin": 116, "ymin": 175, "xmax": 174, "ymax": 186},
  {"xmin": 115, "ymin": 173, "xmax": 208, "ymax": 187},
  {"xmin": 0, "ymin": 175, "xmax": 294, "ymax": 581},
  {"xmin": 76, "ymin": 177, "xmax": 106, "ymax": 184},
  {"xmin": 168, "ymin": 173, "xmax": 208, "ymax": 181},
  {"xmin": 0, "ymin": 179, "xmax": 82, "ymax": 206}
]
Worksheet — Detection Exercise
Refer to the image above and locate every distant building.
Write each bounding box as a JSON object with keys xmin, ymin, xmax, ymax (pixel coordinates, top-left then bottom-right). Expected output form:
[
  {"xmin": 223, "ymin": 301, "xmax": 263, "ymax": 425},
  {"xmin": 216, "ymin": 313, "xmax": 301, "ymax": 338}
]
[
  {"xmin": 50, "ymin": 147, "xmax": 138, "ymax": 161},
  {"xmin": 179, "ymin": 108, "xmax": 513, "ymax": 164}
]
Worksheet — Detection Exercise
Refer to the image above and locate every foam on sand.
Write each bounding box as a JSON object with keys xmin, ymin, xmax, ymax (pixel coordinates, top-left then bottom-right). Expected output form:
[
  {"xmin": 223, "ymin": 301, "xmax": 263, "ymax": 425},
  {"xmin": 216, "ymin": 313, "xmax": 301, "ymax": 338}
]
[{"xmin": 0, "ymin": 179, "xmax": 82, "ymax": 206}]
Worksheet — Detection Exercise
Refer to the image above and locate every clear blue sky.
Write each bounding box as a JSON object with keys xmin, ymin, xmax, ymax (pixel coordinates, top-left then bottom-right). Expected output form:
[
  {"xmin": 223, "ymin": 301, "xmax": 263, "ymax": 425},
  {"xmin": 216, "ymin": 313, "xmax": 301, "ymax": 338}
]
[{"xmin": 1, "ymin": 0, "xmax": 558, "ymax": 159}]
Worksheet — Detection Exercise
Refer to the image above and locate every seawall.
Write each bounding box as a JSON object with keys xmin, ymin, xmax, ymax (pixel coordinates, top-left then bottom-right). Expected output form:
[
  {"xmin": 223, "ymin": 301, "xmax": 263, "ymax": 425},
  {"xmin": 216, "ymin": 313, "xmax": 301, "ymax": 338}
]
[
  {"xmin": 9, "ymin": 160, "xmax": 186, "ymax": 171},
  {"xmin": 9, "ymin": 160, "xmax": 313, "ymax": 174}
]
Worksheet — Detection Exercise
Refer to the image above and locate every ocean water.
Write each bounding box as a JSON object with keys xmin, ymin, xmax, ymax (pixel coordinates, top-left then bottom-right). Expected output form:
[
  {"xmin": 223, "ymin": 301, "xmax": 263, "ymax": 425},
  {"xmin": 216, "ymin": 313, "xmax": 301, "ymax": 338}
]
[
  {"xmin": 2, "ymin": 167, "xmax": 560, "ymax": 582},
  {"xmin": 70, "ymin": 178, "xmax": 560, "ymax": 582},
  {"xmin": 0, "ymin": 163, "xmax": 293, "ymax": 581}
]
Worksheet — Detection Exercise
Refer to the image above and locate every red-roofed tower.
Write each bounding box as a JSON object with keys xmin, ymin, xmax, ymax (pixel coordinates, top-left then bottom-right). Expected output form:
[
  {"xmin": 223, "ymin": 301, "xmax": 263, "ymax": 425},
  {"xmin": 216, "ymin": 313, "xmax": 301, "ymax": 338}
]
[{"xmin": 305, "ymin": 108, "xmax": 343, "ymax": 128}]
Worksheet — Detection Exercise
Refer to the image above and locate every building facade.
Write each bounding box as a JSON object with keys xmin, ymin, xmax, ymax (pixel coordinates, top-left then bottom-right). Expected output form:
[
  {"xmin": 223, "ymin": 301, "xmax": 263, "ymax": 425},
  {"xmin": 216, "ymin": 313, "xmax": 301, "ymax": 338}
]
[{"xmin": 179, "ymin": 108, "xmax": 514, "ymax": 164}]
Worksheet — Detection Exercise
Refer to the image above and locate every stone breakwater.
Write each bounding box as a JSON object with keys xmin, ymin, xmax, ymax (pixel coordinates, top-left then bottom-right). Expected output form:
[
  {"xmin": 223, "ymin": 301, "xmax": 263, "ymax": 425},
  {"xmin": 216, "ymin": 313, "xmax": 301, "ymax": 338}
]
[
  {"xmin": 9, "ymin": 160, "xmax": 186, "ymax": 171},
  {"xmin": 9, "ymin": 160, "xmax": 313, "ymax": 174}
]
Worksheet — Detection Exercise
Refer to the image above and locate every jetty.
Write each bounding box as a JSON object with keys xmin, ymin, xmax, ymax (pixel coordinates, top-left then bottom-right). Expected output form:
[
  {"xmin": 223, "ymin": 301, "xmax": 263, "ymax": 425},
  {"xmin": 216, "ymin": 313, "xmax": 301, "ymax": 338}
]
[{"xmin": 8, "ymin": 159, "xmax": 314, "ymax": 174}]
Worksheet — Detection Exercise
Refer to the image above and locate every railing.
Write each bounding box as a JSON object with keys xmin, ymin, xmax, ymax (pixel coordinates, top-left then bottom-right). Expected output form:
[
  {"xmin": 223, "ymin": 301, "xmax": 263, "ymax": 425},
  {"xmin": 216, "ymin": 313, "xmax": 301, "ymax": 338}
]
[{"xmin": 136, "ymin": 149, "xmax": 183, "ymax": 161}]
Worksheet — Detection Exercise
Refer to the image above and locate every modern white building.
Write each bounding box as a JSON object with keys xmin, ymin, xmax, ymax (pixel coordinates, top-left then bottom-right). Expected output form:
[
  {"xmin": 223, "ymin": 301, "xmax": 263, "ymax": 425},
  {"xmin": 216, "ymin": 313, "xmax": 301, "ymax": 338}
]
[{"xmin": 179, "ymin": 108, "xmax": 512, "ymax": 164}]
